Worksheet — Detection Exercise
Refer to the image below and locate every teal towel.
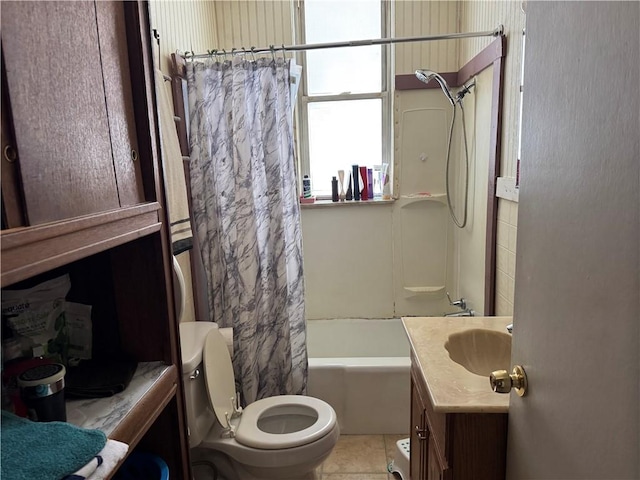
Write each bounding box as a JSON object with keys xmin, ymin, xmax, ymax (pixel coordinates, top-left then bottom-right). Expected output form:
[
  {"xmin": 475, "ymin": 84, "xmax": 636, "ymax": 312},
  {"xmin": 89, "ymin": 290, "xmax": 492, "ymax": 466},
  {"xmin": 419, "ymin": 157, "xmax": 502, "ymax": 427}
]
[{"xmin": 1, "ymin": 411, "xmax": 107, "ymax": 480}]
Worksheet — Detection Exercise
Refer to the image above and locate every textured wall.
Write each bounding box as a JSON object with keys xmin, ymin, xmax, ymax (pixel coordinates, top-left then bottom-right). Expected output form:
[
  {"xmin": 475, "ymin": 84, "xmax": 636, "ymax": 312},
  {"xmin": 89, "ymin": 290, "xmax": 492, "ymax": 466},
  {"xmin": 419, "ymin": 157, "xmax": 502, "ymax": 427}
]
[
  {"xmin": 460, "ymin": 0, "xmax": 526, "ymax": 315},
  {"xmin": 148, "ymin": 1, "xmax": 218, "ymax": 75},
  {"xmin": 394, "ymin": 1, "xmax": 460, "ymax": 74},
  {"xmin": 211, "ymin": 1, "xmax": 293, "ymax": 51}
]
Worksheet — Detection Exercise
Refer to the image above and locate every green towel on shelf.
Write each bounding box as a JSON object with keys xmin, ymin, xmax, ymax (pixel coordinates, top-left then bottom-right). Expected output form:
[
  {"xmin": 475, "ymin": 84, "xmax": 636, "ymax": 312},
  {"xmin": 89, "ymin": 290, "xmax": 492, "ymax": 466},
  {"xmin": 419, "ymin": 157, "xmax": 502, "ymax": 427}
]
[{"xmin": 1, "ymin": 411, "xmax": 107, "ymax": 480}]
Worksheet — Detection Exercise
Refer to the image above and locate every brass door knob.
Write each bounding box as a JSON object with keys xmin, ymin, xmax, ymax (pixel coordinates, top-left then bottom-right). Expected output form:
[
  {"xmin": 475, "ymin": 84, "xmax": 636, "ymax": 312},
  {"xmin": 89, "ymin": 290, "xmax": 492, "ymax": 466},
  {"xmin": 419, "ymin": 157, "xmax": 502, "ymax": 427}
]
[{"xmin": 489, "ymin": 365, "xmax": 527, "ymax": 397}]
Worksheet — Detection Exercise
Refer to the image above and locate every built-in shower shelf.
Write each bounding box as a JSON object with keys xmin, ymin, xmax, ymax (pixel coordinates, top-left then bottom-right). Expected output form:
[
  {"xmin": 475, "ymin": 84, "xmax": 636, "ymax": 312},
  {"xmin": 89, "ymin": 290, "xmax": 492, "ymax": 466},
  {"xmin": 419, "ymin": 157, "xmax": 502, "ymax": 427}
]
[
  {"xmin": 404, "ymin": 285, "xmax": 446, "ymax": 297},
  {"xmin": 400, "ymin": 193, "xmax": 447, "ymax": 207}
]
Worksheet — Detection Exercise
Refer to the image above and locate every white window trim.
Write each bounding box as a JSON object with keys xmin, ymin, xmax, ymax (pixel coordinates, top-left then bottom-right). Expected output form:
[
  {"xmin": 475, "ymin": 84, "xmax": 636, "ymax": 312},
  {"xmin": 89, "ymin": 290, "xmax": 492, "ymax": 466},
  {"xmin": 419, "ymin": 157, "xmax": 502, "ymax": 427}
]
[{"xmin": 293, "ymin": 0, "xmax": 394, "ymax": 199}]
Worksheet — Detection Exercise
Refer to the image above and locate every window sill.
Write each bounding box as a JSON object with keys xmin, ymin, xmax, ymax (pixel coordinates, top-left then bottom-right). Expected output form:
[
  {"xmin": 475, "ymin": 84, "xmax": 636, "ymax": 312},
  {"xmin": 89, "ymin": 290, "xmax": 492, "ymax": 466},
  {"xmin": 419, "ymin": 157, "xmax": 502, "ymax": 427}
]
[{"xmin": 300, "ymin": 197, "xmax": 395, "ymax": 209}]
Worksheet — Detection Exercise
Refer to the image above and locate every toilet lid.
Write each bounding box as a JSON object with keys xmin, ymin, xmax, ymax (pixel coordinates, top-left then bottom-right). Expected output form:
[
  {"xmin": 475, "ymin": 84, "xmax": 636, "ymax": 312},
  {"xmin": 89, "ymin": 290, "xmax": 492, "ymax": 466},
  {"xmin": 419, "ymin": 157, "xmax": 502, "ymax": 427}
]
[
  {"xmin": 235, "ymin": 395, "xmax": 337, "ymax": 450},
  {"xmin": 203, "ymin": 328, "xmax": 237, "ymax": 429}
]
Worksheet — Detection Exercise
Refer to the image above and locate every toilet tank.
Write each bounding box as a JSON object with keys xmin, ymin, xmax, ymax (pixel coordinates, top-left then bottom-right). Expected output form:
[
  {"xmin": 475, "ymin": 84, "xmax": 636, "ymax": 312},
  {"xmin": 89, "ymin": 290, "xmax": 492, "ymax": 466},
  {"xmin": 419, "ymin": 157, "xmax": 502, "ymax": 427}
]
[{"xmin": 180, "ymin": 322, "xmax": 218, "ymax": 448}]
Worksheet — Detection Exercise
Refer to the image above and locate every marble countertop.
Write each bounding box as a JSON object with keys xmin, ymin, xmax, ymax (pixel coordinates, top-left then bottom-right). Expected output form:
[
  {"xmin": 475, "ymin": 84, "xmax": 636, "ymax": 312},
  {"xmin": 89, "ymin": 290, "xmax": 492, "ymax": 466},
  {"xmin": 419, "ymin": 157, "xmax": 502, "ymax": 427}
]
[
  {"xmin": 402, "ymin": 316, "xmax": 512, "ymax": 413},
  {"xmin": 66, "ymin": 361, "xmax": 170, "ymax": 436}
]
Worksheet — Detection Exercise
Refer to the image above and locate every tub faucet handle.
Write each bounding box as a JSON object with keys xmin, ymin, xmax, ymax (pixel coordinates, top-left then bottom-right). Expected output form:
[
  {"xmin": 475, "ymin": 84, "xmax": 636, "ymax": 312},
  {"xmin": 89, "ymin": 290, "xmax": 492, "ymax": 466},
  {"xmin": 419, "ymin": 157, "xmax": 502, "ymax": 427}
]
[{"xmin": 446, "ymin": 292, "xmax": 467, "ymax": 310}]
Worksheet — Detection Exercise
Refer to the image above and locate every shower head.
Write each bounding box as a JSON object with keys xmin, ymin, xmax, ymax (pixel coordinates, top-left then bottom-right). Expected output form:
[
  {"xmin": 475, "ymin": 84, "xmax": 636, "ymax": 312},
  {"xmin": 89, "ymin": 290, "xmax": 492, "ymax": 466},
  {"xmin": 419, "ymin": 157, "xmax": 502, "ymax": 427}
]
[{"xmin": 415, "ymin": 69, "xmax": 455, "ymax": 106}]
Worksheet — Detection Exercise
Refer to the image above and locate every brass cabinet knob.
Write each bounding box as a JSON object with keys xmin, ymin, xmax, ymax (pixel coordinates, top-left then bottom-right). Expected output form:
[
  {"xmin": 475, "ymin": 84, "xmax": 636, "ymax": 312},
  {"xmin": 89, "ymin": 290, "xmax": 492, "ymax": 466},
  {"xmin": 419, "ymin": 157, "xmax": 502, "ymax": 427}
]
[{"xmin": 489, "ymin": 365, "xmax": 527, "ymax": 397}]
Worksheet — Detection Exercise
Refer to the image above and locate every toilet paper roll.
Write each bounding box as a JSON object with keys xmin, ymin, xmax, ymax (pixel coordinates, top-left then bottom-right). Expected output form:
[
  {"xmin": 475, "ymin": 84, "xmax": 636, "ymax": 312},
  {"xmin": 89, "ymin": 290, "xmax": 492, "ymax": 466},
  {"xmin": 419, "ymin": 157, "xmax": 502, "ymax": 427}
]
[{"xmin": 219, "ymin": 327, "xmax": 234, "ymax": 357}]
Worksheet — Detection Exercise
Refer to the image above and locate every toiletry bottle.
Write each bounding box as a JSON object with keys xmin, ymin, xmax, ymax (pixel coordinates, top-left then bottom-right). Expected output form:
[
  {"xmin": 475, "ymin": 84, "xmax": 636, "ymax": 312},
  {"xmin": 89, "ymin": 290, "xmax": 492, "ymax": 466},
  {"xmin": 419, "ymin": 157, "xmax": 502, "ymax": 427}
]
[
  {"xmin": 331, "ymin": 177, "xmax": 339, "ymax": 202},
  {"xmin": 303, "ymin": 175, "xmax": 312, "ymax": 198},
  {"xmin": 346, "ymin": 173, "xmax": 353, "ymax": 200},
  {"xmin": 373, "ymin": 165, "xmax": 382, "ymax": 198},
  {"xmin": 359, "ymin": 166, "xmax": 368, "ymax": 200},
  {"xmin": 352, "ymin": 165, "xmax": 360, "ymax": 201}
]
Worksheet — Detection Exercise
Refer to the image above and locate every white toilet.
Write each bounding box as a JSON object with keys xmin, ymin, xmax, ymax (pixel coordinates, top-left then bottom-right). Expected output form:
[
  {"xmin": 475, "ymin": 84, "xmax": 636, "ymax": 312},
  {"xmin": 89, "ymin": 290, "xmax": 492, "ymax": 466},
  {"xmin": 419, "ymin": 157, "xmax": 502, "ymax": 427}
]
[{"xmin": 179, "ymin": 321, "xmax": 340, "ymax": 480}]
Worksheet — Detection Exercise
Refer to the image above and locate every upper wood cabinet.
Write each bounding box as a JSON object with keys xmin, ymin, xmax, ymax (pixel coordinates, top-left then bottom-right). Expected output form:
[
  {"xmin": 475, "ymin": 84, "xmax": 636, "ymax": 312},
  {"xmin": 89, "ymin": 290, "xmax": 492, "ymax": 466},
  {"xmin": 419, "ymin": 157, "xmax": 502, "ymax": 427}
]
[{"xmin": 1, "ymin": 1, "xmax": 144, "ymax": 227}]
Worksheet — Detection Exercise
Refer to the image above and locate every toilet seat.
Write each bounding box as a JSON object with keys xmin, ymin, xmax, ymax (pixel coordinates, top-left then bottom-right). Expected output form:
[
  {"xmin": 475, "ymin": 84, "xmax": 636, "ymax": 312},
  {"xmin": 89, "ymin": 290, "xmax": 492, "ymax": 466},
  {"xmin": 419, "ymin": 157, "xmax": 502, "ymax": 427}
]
[
  {"xmin": 203, "ymin": 327, "xmax": 240, "ymax": 432},
  {"xmin": 236, "ymin": 395, "xmax": 336, "ymax": 449},
  {"xmin": 203, "ymin": 329, "xmax": 337, "ymax": 450}
]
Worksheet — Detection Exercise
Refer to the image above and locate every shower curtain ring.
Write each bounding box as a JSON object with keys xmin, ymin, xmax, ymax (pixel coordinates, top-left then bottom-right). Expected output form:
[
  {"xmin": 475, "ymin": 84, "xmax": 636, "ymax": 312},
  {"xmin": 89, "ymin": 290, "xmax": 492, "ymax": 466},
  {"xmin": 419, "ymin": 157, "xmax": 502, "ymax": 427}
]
[
  {"xmin": 269, "ymin": 45, "xmax": 276, "ymax": 62},
  {"xmin": 281, "ymin": 44, "xmax": 286, "ymax": 61},
  {"xmin": 222, "ymin": 49, "xmax": 227, "ymax": 61},
  {"xmin": 250, "ymin": 46, "xmax": 257, "ymax": 62}
]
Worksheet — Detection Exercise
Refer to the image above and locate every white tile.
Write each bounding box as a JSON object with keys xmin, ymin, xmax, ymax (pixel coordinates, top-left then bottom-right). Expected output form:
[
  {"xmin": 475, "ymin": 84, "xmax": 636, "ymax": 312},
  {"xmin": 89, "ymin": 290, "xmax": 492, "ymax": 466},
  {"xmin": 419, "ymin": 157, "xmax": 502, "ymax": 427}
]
[
  {"xmin": 496, "ymin": 220, "xmax": 509, "ymax": 248},
  {"xmin": 507, "ymin": 224, "xmax": 518, "ymax": 252},
  {"xmin": 509, "ymin": 201, "xmax": 519, "ymax": 227},
  {"xmin": 507, "ymin": 250, "xmax": 517, "ymax": 278}
]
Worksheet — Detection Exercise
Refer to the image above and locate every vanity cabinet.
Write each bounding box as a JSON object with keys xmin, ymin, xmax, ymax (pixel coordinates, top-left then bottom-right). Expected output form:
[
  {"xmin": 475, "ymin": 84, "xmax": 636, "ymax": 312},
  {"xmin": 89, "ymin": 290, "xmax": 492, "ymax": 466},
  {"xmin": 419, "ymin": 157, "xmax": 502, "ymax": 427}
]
[
  {"xmin": 410, "ymin": 356, "xmax": 508, "ymax": 480},
  {"xmin": 1, "ymin": 2, "xmax": 191, "ymax": 478}
]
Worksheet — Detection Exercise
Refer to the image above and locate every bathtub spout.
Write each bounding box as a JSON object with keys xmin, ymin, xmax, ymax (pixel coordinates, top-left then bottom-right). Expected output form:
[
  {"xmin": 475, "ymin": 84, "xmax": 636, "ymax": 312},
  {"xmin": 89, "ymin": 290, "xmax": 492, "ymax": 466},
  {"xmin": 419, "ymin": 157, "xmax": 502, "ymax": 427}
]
[{"xmin": 444, "ymin": 309, "xmax": 475, "ymax": 317}]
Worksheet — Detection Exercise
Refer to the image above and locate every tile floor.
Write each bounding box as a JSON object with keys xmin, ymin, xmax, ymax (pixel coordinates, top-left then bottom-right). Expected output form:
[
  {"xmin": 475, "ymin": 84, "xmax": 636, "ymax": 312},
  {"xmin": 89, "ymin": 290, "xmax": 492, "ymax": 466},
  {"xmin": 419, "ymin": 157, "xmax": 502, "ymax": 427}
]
[{"xmin": 315, "ymin": 434, "xmax": 407, "ymax": 480}]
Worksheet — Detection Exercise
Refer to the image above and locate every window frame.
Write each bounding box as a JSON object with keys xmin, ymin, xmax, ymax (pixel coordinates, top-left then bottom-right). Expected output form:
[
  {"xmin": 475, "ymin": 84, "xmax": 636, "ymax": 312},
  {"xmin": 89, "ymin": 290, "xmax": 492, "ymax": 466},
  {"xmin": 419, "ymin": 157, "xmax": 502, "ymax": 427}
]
[{"xmin": 293, "ymin": 0, "xmax": 393, "ymax": 199}]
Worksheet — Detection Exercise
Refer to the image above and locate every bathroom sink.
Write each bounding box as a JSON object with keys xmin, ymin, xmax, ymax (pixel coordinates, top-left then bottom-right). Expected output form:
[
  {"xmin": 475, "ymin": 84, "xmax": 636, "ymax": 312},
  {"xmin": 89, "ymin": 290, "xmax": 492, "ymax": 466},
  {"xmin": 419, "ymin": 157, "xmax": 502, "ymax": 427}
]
[{"xmin": 444, "ymin": 329, "xmax": 511, "ymax": 377}]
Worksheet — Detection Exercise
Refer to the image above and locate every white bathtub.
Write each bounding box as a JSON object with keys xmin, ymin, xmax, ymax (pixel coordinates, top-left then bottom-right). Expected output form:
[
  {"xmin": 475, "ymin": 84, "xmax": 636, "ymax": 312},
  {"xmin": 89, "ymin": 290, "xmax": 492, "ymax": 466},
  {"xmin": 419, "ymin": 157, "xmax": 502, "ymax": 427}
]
[{"xmin": 306, "ymin": 318, "xmax": 411, "ymax": 435}]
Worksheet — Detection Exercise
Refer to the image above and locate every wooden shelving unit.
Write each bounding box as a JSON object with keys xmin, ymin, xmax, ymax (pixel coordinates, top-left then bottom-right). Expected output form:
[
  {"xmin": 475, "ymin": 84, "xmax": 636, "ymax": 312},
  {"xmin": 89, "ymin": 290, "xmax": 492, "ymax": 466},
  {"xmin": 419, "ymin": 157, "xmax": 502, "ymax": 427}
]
[{"xmin": 0, "ymin": 2, "xmax": 191, "ymax": 478}]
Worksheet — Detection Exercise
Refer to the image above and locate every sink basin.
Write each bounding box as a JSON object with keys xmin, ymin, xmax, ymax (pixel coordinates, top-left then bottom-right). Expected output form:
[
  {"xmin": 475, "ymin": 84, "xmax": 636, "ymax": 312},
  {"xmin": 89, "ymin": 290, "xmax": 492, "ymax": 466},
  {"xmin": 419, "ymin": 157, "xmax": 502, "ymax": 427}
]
[{"xmin": 444, "ymin": 329, "xmax": 511, "ymax": 377}]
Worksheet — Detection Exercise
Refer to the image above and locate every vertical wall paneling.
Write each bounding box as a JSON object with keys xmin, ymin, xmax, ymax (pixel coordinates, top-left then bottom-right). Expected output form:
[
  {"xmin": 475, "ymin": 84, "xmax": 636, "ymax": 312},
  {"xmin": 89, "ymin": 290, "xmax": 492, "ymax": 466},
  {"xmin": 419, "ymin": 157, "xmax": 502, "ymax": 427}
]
[
  {"xmin": 393, "ymin": 1, "xmax": 459, "ymax": 75},
  {"xmin": 211, "ymin": 1, "xmax": 293, "ymax": 54}
]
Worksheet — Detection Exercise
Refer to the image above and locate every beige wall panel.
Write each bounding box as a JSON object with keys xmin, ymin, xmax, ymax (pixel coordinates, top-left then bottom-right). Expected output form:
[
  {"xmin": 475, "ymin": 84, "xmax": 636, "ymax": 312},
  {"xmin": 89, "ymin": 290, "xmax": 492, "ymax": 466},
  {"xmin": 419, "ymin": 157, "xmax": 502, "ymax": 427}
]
[
  {"xmin": 301, "ymin": 206, "xmax": 395, "ymax": 320},
  {"xmin": 394, "ymin": 1, "xmax": 459, "ymax": 75},
  {"xmin": 148, "ymin": 1, "xmax": 218, "ymax": 75},
  {"xmin": 212, "ymin": 1, "xmax": 293, "ymax": 52}
]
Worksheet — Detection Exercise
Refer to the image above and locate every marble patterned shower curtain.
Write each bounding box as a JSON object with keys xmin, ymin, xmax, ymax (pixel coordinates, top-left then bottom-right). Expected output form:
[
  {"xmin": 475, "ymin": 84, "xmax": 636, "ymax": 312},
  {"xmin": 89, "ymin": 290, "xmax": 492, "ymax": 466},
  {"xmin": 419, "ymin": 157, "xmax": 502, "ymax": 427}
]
[{"xmin": 186, "ymin": 56, "xmax": 307, "ymax": 404}]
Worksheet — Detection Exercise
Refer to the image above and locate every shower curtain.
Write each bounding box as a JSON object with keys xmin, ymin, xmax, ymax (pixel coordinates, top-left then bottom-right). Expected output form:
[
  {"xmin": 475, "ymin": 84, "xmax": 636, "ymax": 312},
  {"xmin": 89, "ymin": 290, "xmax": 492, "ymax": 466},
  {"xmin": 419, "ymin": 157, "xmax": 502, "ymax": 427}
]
[{"xmin": 186, "ymin": 56, "xmax": 307, "ymax": 404}]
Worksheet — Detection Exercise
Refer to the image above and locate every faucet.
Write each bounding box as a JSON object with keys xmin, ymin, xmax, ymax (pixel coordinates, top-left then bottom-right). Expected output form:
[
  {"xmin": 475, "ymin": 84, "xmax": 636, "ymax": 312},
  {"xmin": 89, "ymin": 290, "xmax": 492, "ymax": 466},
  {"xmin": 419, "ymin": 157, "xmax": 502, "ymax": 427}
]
[
  {"xmin": 444, "ymin": 292, "xmax": 474, "ymax": 317},
  {"xmin": 446, "ymin": 292, "xmax": 467, "ymax": 310}
]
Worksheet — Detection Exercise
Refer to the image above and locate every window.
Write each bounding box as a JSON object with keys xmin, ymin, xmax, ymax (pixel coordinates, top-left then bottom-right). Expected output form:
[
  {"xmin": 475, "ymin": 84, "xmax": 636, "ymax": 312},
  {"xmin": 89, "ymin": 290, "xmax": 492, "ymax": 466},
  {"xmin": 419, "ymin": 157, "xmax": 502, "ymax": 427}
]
[{"xmin": 295, "ymin": 0, "xmax": 392, "ymax": 198}]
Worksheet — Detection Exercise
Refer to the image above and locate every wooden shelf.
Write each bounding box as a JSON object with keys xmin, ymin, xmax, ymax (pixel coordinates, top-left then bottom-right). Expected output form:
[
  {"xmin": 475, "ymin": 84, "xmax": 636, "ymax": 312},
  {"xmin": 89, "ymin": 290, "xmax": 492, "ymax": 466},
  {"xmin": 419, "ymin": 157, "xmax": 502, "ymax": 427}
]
[{"xmin": 0, "ymin": 203, "xmax": 162, "ymax": 287}]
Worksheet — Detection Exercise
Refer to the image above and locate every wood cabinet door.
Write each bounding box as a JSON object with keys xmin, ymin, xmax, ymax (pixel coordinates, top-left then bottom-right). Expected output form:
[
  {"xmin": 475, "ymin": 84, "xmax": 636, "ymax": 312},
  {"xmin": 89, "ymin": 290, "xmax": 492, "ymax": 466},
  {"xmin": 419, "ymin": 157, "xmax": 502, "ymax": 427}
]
[
  {"xmin": 410, "ymin": 378, "xmax": 428, "ymax": 480},
  {"xmin": 427, "ymin": 437, "xmax": 445, "ymax": 480},
  {"xmin": 94, "ymin": 1, "xmax": 144, "ymax": 207},
  {"xmin": 1, "ymin": 1, "xmax": 143, "ymax": 226}
]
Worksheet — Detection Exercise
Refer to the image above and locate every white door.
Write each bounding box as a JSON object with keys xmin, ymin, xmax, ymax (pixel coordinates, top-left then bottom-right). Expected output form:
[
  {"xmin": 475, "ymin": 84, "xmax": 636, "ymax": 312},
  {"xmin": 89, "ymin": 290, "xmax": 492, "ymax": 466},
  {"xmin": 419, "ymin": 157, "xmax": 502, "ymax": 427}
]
[{"xmin": 506, "ymin": 2, "xmax": 639, "ymax": 479}]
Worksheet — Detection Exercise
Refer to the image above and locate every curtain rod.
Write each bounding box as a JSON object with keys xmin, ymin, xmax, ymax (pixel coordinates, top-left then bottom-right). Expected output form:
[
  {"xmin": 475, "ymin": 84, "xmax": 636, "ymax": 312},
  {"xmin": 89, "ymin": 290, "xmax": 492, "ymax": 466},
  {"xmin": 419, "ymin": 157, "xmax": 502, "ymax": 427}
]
[{"xmin": 183, "ymin": 25, "xmax": 504, "ymax": 60}]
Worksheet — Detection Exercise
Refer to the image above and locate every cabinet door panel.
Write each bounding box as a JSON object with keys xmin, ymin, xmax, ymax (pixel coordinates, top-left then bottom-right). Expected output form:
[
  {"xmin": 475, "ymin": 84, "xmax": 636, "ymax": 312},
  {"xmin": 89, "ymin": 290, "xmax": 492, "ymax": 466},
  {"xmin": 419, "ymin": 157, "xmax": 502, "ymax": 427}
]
[
  {"xmin": 427, "ymin": 438, "xmax": 444, "ymax": 480},
  {"xmin": 2, "ymin": 1, "xmax": 119, "ymax": 225},
  {"xmin": 410, "ymin": 382, "xmax": 425, "ymax": 479},
  {"xmin": 95, "ymin": 1, "xmax": 144, "ymax": 206},
  {"xmin": 1, "ymin": 66, "xmax": 25, "ymax": 229}
]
